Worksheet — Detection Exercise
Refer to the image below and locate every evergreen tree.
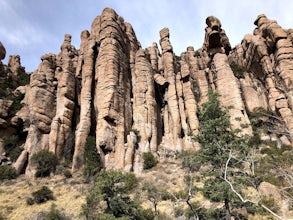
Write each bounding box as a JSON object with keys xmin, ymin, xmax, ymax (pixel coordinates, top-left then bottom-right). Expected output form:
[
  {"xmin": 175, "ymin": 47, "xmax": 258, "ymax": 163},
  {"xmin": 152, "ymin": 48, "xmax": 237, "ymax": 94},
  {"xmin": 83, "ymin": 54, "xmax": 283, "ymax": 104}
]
[{"xmin": 183, "ymin": 90, "xmax": 250, "ymax": 219}]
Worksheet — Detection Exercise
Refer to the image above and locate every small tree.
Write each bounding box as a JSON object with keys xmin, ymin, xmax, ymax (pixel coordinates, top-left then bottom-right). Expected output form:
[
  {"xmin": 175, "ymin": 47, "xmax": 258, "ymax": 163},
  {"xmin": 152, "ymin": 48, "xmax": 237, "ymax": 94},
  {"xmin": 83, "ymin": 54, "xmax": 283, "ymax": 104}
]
[
  {"xmin": 83, "ymin": 136, "xmax": 101, "ymax": 180},
  {"xmin": 31, "ymin": 150, "xmax": 58, "ymax": 177},
  {"xmin": 27, "ymin": 186, "xmax": 54, "ymax": 204},
  {"xmin": 142, "ymin": 152, "xmax": 157, "ymax": 170},
  {"xmin": 3, "ymin": 135, "xmax": 22, "ymax": 162},
  {"xmin": 142, "ymin": 182, "xmax": 163, "ymax": 215},
  {"xmin": 183, "ymin": 90, "xmax": 250, "ymax": 219},
  {"xmin": 82, "ymin": 170, "xmax": 151, "ymax": 220}
]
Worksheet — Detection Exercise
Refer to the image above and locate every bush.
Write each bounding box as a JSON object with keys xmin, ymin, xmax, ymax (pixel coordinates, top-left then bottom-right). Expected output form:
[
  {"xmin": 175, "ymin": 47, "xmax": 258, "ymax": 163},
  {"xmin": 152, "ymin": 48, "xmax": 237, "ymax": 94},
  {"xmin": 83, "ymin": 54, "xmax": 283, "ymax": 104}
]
[
  {"xmin": 260, "ymin": 195, "xmax": 279, "ymax": 214},
  {"xmin": 45, "ymin": 203, "xmax": 68, "ymax": 220},
  {"xmin": 230, "ymin": 61, "xmax": 245, "ymax": 78},
  {"xmin": 83, "ymin": 136, "xmax": 101, "ymax": 180},
  {"xmin": 26, "ymin": 197, "xmax": 34, "ymax": 206},
  {"xmin": 0, "ymin": 165, "xmax": 17, "ymax": 180},
  {"xmin": 3, "ymin": 135, "xmax": 22, "ymax": 162},
  {"xmin": 63, "ymin": 169, "xmax": 72, "ymax": 178},
  {"xmin": 142, "ymin": 152, "xmax": 157, "ymax": 170},
  {"xmin": 174, "ymin": 205, "xmax": 185, "ymax": 217},
  {"xmin": 10, "ymin": 93, "xmax": 25, "ymax": 113},
  {"xmin": 30, "ymin": 150, "xmax": 58, "ymax": 177},
  {"xmin": 82, "ymin": 170, "xmax": 146, "ymax": 219},
  {"xmin": 30, "ymin": 186, "xmax": 54, "ymax": 204}
]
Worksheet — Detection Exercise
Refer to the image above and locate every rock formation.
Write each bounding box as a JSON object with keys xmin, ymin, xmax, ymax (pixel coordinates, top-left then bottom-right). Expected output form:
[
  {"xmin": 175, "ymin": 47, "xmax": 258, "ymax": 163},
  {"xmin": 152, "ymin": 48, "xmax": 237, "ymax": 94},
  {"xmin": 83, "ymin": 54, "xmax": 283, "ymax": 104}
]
[
  {"xmin": 0, "ymin": 9, "xmax": 292, "ymax": 176},
  {"xmin": 231, "ymin": 14, "xmax": 293, "ymax": 142},
  {"xmin": 0, "ymin": 41, "xmax": 6, "ymax": 61}
]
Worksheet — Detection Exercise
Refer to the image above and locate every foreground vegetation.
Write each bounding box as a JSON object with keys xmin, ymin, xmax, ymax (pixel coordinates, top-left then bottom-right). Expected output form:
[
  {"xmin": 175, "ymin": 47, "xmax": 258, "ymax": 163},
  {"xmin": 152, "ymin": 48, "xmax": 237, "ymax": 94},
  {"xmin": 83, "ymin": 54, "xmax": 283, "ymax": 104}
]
[{"xmin": 0, "ymin": 91, "xmax": 292, "ymax": 219}]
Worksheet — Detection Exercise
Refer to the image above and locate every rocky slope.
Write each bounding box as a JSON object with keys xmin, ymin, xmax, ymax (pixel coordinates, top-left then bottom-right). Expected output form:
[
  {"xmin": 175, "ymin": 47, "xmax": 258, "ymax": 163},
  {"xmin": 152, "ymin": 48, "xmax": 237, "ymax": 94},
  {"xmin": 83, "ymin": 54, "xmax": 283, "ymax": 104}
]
[{"xmin": 0, "ymin": 8, "xmax": 292, "ymax": 177}]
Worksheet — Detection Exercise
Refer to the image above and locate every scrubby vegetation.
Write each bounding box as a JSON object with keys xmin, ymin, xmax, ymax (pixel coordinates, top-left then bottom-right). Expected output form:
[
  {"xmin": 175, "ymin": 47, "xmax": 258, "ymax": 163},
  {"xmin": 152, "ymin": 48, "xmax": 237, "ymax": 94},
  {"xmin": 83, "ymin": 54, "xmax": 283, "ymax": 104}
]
[
  {"xmin": 180, "ymin": 90, "xmax": 291, "ymax": 219},
  {"xmin": 0, "ymin": 165, "xmax": 17, "ymax": 180},
  {"xmin": 82, "ymin": 170, "xmax": 154, "ymax": 220},
  {"xmin": 45, "ymin": 203, "xmax": 69, "ymax": 220},
  {"xmin": 63, "ymin": 169, "xmax": 72, "ymax": 178},
  {"xmin": 26, "ymin": 186, "xmax": 54, "ymax": 205},
  {"xmin": 30, "ymin": 150, "xmax": 58, "ymax": 178},
  {"xmin": 3, "ymin": 135, "xmax": 23, "ymax": 162},
  {"xmin": 142, "ymin": 152, "xmax": 157, "ymax": 170},
  {"xmin": 229, "ymin": 60, "xmax": 245, "ymax": 78},
  {"xmin": 83, "ymin": 136, "xmax": 102, "ymax": 181}
]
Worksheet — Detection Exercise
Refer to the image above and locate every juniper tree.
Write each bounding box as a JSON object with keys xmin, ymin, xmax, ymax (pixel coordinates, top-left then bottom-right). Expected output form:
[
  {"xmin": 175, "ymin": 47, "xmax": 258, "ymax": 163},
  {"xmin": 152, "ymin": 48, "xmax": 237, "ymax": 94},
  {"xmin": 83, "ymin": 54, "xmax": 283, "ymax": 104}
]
[{"xmin": 183, "ymin": 90, "xmax": 250, "ymax": 219}]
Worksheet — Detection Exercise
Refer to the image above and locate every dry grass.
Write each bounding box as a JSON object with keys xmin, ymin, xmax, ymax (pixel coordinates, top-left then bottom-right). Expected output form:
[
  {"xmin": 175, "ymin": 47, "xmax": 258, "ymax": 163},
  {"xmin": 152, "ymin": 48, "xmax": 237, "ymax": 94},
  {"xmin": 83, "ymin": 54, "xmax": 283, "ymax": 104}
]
[
  {"xmin": 0, "ymin": 173, "xmax": 88, "ymax": 220},
  {"xmin": 2, "ymin": 157, "xmax": 289, "ymax": 219}
]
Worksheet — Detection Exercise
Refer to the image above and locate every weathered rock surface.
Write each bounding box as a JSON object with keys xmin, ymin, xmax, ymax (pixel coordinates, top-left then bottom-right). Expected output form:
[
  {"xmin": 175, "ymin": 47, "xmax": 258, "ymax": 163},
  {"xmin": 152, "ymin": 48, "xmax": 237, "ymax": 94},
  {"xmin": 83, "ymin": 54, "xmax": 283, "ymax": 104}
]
[
  {"xmin": 0, "ymin": 9, "xmax": 292, "ymax": 176},
  {"xmin": 0, "ymin": 41, "xmax": 6, "ymax": 60},
  {"xmin": 212, "ymin": 53, "xmax": 252, "ymax": 135},
  {"xmin": 230, "ymin": 14, "xmax": 293, "ymax": 142},
  {"xmin": 8, "ymin": 55, "xmax": 26, "ymax": 80},
  {"xmin": 0, "ymin": 99, "xmax": 13, "ymax": 118}
]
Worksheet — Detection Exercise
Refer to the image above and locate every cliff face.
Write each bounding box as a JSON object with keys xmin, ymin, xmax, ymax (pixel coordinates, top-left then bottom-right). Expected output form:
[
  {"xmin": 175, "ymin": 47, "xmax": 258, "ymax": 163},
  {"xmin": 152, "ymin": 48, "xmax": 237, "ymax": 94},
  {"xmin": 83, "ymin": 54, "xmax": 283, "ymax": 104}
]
[{"xmin": 1, "ymin": 8, "xmax": 292, "ymax": 175}]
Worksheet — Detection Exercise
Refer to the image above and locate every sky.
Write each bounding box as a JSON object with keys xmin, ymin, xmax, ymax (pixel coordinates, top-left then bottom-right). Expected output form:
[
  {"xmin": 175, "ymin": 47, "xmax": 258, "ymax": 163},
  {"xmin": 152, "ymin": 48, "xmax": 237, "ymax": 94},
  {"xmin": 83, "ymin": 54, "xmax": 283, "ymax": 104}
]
[{"xmin": 1, "ymin": 0, "xmax": 293, "ymax": 72}]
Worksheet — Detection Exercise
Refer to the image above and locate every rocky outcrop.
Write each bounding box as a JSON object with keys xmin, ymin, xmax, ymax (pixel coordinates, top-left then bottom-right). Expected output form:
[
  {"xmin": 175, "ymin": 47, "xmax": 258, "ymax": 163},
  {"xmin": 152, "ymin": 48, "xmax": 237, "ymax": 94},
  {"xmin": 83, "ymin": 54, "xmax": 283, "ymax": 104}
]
[
  {"xmin": 159, "ymin": 28, "xmax": 183, "ymax": 151},
  {"xmin": 0, "ymin": 99, "xmax": 13, "ymax": 119},
  {"xmin": 0, "ymin": 41, "xmax": 6, "ymax": 61},
  {"xmin": 239, "ymin": 72, "xmax": 268, "ymax": 113},
  {"xmin": 48, "ymin": 34, "xmax": 77, "ymax": 160},
  {"xmin": 14, "ymin": 35, "xmax": 79, "ymax": 175},
  {"xmin": 203, "ymin": 16, "xmax": 231, "ymax": 55},
  {"xmin": 8, "ymin": 55, "xmax": 26, "ymax": 80},
  {"xmin": 92, "ymin": 8, "xmax": 137, "ymax": 169},
  {"xmin": 72, "ymin": 30, "xmax": 95, "ymax": 171},
  {"xmin": 1, "ymin": 9, "xmax": 292, "ymax": 176},
  {"xmin": 132, "ymin": 49, "xmax": 157, "ymax": 152},
  {"xmin": 230, "ymin": 14, "xmax": 293, "ymax": 142},
  {"xmin": 212, "ymin": 53, "xmax": 252, "ymax": 135}
]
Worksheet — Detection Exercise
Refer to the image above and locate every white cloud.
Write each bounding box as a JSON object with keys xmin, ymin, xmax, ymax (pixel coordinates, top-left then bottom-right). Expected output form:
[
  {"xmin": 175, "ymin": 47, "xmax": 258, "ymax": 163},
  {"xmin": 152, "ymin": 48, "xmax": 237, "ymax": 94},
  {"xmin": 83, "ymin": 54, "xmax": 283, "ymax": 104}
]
[{"xmin": 0, "ymin": 1, "xmax": 47, "ymax": 47}]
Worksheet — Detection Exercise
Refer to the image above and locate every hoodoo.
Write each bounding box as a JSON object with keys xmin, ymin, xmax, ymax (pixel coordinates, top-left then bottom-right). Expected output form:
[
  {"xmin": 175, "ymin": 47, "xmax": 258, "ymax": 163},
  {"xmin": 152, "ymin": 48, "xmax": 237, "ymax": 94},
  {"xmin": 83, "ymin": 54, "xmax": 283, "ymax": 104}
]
[{"xmin": 0, "ymin": 8, "xmax": 292, "ymax": 176}]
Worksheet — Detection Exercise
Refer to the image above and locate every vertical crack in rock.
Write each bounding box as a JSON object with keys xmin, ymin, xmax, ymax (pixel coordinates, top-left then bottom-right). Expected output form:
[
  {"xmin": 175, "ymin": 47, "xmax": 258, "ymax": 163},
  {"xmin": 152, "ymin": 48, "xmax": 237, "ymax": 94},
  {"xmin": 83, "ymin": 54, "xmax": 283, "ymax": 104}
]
[
  {"xmin": 72, "ymin": 30, "xmax": 96, "ymax": 171},
  {"xmin": 93, "ymin": 8, "xmax": 139, "ymax": 169},
  {"xmin": 49, "ymin": 34, "xmax": 77, "ymax": 160}
]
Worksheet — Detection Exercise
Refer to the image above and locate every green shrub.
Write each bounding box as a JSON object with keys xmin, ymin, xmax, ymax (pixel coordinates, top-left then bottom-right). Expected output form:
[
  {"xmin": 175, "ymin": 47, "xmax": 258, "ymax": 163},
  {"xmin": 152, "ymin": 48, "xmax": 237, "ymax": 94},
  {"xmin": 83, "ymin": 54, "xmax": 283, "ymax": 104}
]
[
  {"xmin": 202, "ymin": 177, "xmax": 231, "ymax": 202},
  {"xmin": 230, "ymin": 61, "xmax": 245, "ymax": 78},
  {"xmin": 45, "ymin": 203, "xmax": 68, "ymax": 220},
  {"xmin": 173, "ymin": 190, "xmax": 188, "ymax": 200},
  {"xmin": 30, "ymin": 150, "xmax": 58, "ymax": 177},
  {"xmin": 31, "ymin": 186, "xmax": 54, "ymax": 204},
  {"xmin": 26, "ymin": 197, "xmax": 34, "ymax": 206},
  {"xmin": 63, "ymin": 169, "xmax": 72, "ymax": 178},
  {"xmin": 83, "ymin": 136, "xmax": 101, "ymax": 180},
  {"xmin": 3, "ymin": 135, "xmax": 22, "ymax": 162},
  {"xmin": 18, "ymin": 72, "xmax": 30, "ymax": 86},
  {"xmin": 260, "ymin": 195, "xmax": 279, "ymax": 214},
  {"xmin": 161, "ymin": 190, "xmax": 172, "ymax": 201},
  {"xmin": 82, "ymin": 170, "xmax": 145, "ymax": 219},
  {"xmin": 142, "ymin": 152, "xmax": 157, "ymax": 170},
  {"xmin": 0, "ymin": 165, "xmax": 17, "ymax": 180},
  {"xmin": 184, "ymin": 201, "xmax": 226, "ymax": 220},
  {"xmin": 10, "ymin": 93, "xmax": 25, "ymax": 113},
  {"xmin": 174, "ymin": 205, "xmax": 185, "ymax": 217},
  {"xmin": 140, "ymin": 208, "xmax": 155, "ymax": 220}
]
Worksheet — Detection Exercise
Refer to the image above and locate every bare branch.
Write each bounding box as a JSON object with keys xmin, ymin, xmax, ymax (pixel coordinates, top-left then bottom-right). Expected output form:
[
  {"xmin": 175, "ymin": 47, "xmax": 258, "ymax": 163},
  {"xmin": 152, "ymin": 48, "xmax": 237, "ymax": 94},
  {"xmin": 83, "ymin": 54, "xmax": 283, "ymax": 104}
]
[{"xmin": 223, "ymin": 150, "xmax": 284, "ymax": 220}]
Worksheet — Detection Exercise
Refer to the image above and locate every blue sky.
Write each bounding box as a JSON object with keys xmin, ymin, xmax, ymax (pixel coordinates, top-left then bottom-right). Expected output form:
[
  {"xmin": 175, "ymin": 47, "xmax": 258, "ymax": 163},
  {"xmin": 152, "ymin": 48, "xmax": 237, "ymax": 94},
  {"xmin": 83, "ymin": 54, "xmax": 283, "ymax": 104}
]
[{"xmin": 1, "ymin": 0, "xmax": 293, "ymax": 72}]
